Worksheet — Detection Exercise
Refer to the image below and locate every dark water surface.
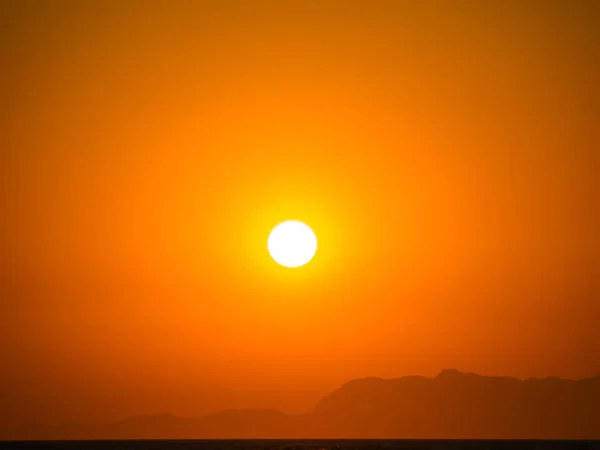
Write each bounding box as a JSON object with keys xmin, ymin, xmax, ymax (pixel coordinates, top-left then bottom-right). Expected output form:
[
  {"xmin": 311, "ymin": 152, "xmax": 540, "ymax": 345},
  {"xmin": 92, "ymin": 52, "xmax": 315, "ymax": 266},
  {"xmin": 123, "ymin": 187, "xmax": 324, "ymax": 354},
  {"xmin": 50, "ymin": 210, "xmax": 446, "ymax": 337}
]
[{"xmin": 1, "ymin": 441, "xmax": 598, "ymax": 450}]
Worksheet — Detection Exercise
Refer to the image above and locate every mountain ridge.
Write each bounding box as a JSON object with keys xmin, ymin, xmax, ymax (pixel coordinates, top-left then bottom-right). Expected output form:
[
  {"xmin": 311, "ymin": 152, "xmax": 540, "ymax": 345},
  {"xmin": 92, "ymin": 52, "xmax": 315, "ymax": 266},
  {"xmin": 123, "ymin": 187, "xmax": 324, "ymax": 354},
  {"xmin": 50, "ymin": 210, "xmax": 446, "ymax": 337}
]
[{"xmin": 4, "ymin": 369, "xmax": 599, "ymax": 440}]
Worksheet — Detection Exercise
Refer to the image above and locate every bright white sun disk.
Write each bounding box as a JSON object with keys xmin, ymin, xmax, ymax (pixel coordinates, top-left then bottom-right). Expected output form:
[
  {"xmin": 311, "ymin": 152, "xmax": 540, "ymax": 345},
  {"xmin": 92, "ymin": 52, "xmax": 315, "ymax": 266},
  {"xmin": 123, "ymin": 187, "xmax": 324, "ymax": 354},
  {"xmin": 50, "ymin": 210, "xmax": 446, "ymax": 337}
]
[{"xmin": 268, "ymin": 221, "xmax": 317, "ymax": 268}]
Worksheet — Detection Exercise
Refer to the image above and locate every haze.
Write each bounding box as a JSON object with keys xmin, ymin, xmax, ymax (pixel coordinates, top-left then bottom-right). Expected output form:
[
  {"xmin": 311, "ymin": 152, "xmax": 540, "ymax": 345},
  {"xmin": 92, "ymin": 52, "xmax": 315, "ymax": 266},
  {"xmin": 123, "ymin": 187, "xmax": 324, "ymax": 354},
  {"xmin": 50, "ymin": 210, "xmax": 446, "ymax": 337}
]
[{"xmin": 2, "ymin": 0, "xmax": 599, "ymax": 430}]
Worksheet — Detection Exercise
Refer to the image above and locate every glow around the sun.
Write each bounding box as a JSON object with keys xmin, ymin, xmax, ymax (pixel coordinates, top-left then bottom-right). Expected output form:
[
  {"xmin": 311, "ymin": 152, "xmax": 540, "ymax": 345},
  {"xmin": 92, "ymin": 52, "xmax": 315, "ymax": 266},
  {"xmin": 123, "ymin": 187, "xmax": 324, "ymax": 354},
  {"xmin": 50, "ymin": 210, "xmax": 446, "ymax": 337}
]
[{"xmin": 267, "ymin": 220, "xmax": 317, "ymax": 268}]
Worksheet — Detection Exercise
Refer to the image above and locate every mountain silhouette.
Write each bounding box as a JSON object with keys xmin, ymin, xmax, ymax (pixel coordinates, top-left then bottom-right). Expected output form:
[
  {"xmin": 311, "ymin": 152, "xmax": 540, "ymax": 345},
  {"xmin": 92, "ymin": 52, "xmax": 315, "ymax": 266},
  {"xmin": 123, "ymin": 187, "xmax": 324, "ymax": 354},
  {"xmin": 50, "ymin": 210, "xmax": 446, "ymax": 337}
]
[
  {"xmin": 4, "ymin": 370, "xmax": 600, "ymax": 439},
  {"xmin": 308, "ymin": 370, "xmax": 600, "ymax": 438}
]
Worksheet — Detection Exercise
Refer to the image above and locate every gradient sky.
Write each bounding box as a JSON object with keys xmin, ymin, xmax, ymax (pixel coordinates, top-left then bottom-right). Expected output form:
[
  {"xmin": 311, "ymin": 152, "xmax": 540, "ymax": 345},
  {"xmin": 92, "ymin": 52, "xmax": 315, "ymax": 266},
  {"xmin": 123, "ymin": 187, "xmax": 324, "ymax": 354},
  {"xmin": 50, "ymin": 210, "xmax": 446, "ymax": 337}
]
[{"xmin": 2, "ymin": 0, "xmax": 599, "ymax": 427}]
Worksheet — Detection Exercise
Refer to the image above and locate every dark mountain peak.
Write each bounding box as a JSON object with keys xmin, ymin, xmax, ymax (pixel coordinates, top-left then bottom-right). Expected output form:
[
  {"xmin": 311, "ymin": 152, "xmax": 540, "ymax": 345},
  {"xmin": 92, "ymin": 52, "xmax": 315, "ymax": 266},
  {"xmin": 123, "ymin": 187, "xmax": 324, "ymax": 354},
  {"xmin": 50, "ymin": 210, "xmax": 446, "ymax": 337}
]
[
  {"xmin": 435, "ymin": 369, "xmax": 522, "ymax": 385},
  {"xmin": 340, "ymin": 376, "xmax": 385, "ymax": 388},
  {"xmin": 435, "ymin": 368, "xmax": 467, "ymax": 379}
]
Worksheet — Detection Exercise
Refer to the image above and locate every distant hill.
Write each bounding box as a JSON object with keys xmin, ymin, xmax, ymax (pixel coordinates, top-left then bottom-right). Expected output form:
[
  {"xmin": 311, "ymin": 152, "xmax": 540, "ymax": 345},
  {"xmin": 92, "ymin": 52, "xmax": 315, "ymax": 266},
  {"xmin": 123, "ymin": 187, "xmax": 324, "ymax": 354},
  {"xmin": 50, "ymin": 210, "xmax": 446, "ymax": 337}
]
[
  {"xmin": 4, "ymin": 370, "xmax": 600, "ymax": 439},
  {"xmin": 3, "ymin": 410, "xmax": 301, "ymax": 440},
  {"xmin": 307, "ymin": 369, "xmax": 600, "ymax": 439}
]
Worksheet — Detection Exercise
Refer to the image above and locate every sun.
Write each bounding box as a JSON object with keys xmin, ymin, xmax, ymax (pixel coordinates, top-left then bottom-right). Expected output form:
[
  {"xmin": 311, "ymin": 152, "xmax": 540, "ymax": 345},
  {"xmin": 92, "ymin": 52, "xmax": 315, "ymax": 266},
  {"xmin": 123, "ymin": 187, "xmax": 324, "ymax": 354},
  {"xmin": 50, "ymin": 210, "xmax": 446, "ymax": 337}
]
[{"xmin": 268, "ymin": 221, "xmax": 317, "ymax": 268}]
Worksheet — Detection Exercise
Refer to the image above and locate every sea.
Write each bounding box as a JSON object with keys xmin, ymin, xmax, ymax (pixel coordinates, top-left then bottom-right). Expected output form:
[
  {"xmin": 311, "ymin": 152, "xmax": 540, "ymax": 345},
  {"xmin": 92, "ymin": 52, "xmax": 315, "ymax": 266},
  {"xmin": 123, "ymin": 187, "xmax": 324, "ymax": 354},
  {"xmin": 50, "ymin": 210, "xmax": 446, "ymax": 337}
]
[{"xmin": 1, "ymin": 441, "xmax": 598, "ymax": 450}]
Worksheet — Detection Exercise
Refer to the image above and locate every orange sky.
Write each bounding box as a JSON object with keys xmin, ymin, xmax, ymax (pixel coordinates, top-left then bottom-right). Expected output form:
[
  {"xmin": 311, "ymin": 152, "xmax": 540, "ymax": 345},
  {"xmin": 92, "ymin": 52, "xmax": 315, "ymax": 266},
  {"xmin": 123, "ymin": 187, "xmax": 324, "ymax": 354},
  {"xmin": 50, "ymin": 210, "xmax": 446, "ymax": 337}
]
[{"xmin": 2, "ymin": 0, "xmax": 599, "ymax": 427}]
